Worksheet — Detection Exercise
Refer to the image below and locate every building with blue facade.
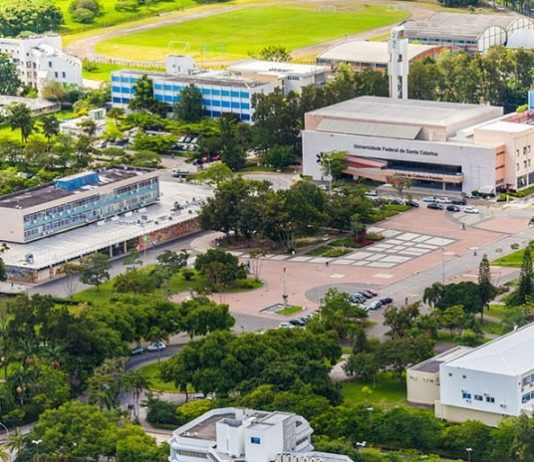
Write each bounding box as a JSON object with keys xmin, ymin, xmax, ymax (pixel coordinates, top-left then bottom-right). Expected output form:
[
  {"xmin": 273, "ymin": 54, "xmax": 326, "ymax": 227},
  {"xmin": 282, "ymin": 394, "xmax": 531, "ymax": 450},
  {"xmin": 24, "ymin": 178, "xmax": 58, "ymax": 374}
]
[
  {"xmin": 0, "ymin": 166, "xmax": 160, "ymax": 243},
  {"xmin": 111, "ymin": 62, "xmax": 274, "ymax": 123}
]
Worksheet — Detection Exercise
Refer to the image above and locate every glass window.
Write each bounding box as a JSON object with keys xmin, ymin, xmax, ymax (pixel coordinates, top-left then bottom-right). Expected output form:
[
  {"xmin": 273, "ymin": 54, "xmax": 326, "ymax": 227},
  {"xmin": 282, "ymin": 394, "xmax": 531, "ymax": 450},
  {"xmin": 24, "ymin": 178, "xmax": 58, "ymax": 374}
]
[
  {"xmin": 240, "ymin": 103, "xmax": 250, "ymax": 110},
  {"xmin": 211, "ymin": 100, "xmax": 221, "ymax": 107},
  {"xmin": 212, "ymin": 89, "xmax": 221, "ymax": 96},
  {"xmin": 230, "ymin": 90, "xmax": 240, "ymax": 97},
  {"xmin": 231, "ymin": 101, "xmax": 240, "ymax": 109},
  {"xmin": 221, "ymin": 90, "xmax": 230, "ymax": 97},
  {"xmin": 202, "ymin": 98, "xmax": 211, "ymax": 106},
  {"xmin": 221, "ymin": 101, "xmax": 230, "ymax": 108},
  {"xmin": 240, "ymin": 91, "xmax": 249, "ymax": 98},
  {"xmin": 251, "ymin": 437, "xmax": 261, "ymax": 445}
]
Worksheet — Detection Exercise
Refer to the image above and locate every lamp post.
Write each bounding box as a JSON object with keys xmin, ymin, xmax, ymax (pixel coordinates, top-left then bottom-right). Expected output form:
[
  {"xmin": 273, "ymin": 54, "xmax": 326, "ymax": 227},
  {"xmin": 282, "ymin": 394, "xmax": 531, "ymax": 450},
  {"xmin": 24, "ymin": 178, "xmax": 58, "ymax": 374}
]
[
  {"xmin": 466, "ymin": 447, "xmax": 472, "ymax": 462},
  {"xmin": 32, "ymin": 439, "xmax": 42, "ymax": 458}
]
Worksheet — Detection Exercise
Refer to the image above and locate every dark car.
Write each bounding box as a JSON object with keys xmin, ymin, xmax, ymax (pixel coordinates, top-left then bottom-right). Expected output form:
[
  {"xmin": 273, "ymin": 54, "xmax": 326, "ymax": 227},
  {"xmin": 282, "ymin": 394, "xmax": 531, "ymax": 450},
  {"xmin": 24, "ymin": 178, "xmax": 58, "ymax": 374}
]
[
  {"xmin": 427, "ymin": 202, "xmax": 444, "ymax": 210},
  {"xmin": 350, "ymin": 293, "xmax": 367, "ymax": 304},
  {"xmin": 408, "ymin": 200, "xmax": 420, "ymax": 208},
  {"xmin": 361, "ymin": 290, "xmax": 375, "ymax": 298},
  {"xmin": 131, "ymin": 345, "xmax": 144, "ymax": 356},
  {"xmin": 289, "ymin": 318, "xmax": 305, "ymax": 327},
  {"xmin": 367, "ymin": 289, "xmax": 378, "ymax": 296},
  {"xmin": 451, "ymin": 199, "xmax": 466, "ymax": 205},
  {"xmin": 446, "ymin": 204, "xmax": 461, "ymax": 212},
  {"xmin": 380, "ymin": 297, "xmax": 393, "ymax": 305}
]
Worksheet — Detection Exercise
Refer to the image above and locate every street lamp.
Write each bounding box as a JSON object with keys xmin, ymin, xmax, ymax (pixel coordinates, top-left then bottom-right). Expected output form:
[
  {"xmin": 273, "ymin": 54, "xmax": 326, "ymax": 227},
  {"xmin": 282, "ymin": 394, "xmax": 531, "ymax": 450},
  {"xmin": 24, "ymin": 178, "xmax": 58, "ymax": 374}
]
[
  {"xmin": 466, "ymin": 447, "xmax": 472, "ymax": 462},
  {"xmin": 32, "ymin": 439, "xmax": 42, "ymax": 457}
]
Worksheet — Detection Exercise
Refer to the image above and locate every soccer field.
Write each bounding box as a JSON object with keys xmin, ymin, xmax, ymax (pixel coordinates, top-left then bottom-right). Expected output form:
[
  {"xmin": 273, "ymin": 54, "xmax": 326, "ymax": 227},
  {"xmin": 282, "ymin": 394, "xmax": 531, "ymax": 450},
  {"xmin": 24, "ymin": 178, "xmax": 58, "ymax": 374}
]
[{"xmin": 95, "ymin": 4, "xmax": 408, "ymax": 62}]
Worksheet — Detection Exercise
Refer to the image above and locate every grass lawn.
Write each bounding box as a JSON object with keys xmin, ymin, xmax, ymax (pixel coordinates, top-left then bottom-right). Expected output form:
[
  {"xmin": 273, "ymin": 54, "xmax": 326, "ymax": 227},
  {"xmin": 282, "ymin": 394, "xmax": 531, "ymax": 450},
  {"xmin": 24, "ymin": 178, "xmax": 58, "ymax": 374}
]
[
  {"xmin": 83, "ymin": 61, "xmax": 164, "ymax": 81},
  {"xmin": 492, "ymin": 246, "xmax": 531, "ymax": 267},
  {"xmin": 480, "ymin": 318, "xmax": 504, "ymax": 336},
  {"xmin": 96, "ymin": 4, "xmax": 408, "ymax": 62},
  {"xmin": 276, "ymin": 305, "xmax": 303, "ymax": 316},
  {"xmin": 342, "ymin": 372, "xmax": 406, "ymax": 406},
  {"xmin": 138, "ymin": 360, "xmax": 181, "ymax": 393},
  {"xmin": 487, "ymin": 303, "xmax": 510, "ymax": 320}
]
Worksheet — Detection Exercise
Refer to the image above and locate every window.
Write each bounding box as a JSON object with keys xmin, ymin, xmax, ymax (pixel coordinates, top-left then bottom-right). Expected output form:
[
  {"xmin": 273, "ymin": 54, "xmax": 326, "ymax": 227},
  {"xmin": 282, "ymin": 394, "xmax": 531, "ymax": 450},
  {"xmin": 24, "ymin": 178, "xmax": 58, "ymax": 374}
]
[
  {"xmin": 48, "ymin": 61, "xmax": 52, "ymax": 68},
  {"xmin": 474, "ymin": 395, "xmax": 483, "ymax": 401},
  {"xmin": 230, "ymin": 90, "xmax": 240, "ymax": 97},
  {"xmin": 486, "ymin": 396, "xmax": 495, "ymax": 403},
  {"xmin": 517, "ymin": 149, "xmax": 520, "ymax": 157},
  {"xmin": 240, "ymin": 91, "xmax": 249, "ymax": 98},
  {"xmin": 250, "ymin": 437, "xmax": 261, "ymax": 445},
  {"xmin": 462, "ymin": 392, "xmax": 471, "ymax": 399},
  {"xmin": 62, "ymin": 72, "xmax": 66, "ymax": 78},
  {"xmin": 54, "ymin": 71, "xmax": 58, "ymax": 78}
]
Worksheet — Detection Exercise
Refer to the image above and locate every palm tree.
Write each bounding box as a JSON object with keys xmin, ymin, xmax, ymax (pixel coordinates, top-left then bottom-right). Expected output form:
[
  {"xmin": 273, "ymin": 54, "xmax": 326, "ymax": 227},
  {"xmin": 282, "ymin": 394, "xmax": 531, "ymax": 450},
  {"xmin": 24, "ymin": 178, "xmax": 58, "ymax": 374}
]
[
  {"xmin": 0, "ymin": 445, "xmax": 9, "ymax": 462},
  {"xmin": 423, "ymin": 282, "xmax": 444, "ymax": 308},
  {"xmin": 40, "ymin": 114, "xmax": 60, "ymax": 145},
  {"xmin": 5, "ymin": 103, "xmax": 34, "ymax": 143},
  {"xmin": 6, "ymin": 427, "xmax": 25, "ymax": 461}
]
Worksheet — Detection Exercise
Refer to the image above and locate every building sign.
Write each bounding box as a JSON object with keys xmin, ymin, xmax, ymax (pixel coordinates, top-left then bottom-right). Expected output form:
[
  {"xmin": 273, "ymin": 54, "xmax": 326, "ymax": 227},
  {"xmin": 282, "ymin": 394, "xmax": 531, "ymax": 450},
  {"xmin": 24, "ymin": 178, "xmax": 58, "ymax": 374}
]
[{"xmin": 353, "ymin": 143, "xmax": 438, "ymax": 157}]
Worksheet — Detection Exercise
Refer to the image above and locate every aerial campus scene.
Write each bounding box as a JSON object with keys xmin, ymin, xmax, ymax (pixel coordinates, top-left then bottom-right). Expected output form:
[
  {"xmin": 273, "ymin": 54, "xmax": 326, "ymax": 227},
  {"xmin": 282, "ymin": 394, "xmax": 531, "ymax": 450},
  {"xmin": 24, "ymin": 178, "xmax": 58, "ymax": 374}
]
[{"xmin": 5, "ymin": 0, "xmax": 534, "ymax": 460}]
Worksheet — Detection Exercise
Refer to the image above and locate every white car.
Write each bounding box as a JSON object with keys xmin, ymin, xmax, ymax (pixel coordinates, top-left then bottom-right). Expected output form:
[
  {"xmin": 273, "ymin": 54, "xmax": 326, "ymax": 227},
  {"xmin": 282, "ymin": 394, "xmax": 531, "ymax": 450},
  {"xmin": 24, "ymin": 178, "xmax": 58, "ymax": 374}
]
[
  {"xmin": 422, "ymin": 196, "xmax": 437, "ymax": 203},
  {"xmin": 464, "ymin": 206, "xmax": 479, "ymax": 214},
  {"xmin": 147, "ymin": 341, "xmax": 167, "ymax": 352},
  {"xmin": 365, "ymin": 190, "xmax": 378, "ymax": 197},
  {"xmin": 435, "ymin": 197, "xmax": 451, "ymax": 204},
  {"xmin": 279, "ymin": 322, "xmax": 294, "ymax": 329}
]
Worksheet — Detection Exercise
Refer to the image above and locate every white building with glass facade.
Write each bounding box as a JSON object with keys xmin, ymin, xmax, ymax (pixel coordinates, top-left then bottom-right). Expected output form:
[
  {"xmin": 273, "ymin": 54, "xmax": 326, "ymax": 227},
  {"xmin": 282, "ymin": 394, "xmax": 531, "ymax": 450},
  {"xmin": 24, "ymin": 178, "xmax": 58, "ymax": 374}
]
[
  {"xmin": 169, "ymin": 407, "xmax": 353, "ymax": 462},
  {"xmin": 0, "ymin": 34, "xmax": 82, "ymax": 92}
]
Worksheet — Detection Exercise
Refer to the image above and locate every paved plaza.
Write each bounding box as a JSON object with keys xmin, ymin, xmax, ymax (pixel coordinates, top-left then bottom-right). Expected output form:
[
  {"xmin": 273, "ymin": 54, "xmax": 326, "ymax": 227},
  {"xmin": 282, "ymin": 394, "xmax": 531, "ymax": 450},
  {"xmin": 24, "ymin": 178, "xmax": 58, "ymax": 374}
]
[{"xmin": 228, "ymin": 227, "xmax": 455, "ymax": 269}]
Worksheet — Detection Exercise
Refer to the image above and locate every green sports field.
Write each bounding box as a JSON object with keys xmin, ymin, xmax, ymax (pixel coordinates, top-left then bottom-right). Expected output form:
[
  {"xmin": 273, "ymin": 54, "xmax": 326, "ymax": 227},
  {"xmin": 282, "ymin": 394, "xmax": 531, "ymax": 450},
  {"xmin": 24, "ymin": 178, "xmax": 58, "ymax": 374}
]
[{"xmin": 95, "ymin": 4, "xmax": 408, "ymax": 62}]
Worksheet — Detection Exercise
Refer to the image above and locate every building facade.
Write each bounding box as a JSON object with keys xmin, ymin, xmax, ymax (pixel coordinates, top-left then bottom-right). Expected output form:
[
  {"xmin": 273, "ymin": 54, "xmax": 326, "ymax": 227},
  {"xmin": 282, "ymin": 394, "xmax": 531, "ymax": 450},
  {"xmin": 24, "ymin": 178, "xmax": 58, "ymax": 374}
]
[
  {"xmin": 0, "ymin": 34, "xmax": 82, "ymax": 92},
  {"xmin": 408, "ymin": 324, "xmax": 534, "ymax": 426},
  {"xmin": 403, "ymin": 13, "xmax": 534, "ymax": 53},
  {"xmin": 169, "ymin": 407, "xmax": 353, "ymax": 462},
  {"xmin": 0, "ymin": 167, "xmax": 159, "ymax": 243},
  {"xmin": 302, "ymin": 96, "xmax": 534, "ymax": 194},
  {"xmin": 111, "ymin": 63, "xmax": 273, "ymax": 123},
  {"xmin": 227, "ymin": 60, "xmax": 329, "ymax": 95}
]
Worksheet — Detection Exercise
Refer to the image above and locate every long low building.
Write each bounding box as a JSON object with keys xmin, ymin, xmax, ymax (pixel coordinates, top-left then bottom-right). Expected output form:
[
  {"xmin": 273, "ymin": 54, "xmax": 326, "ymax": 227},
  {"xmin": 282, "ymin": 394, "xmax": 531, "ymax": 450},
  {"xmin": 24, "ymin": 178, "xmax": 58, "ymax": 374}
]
[
  {"xmin": 302, "ymin": 95, "xmax": 534, "ymax": 194},
  {"xmin": 409, "ymin": 323, "xmax": 534, "ymax": 426},
  {"xmin": 316, "ymin": 40, "xmax": 446, "ymax": 72},
  {"xmin": 1, "ymin": 180, "xmax": 212, "ymax": 284}
]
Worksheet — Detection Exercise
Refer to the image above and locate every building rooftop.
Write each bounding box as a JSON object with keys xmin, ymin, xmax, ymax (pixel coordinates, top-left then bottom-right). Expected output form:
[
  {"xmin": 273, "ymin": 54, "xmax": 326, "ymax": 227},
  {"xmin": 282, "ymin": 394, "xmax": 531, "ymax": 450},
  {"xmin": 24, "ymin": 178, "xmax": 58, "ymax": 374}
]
[
  {"xmin": 228, "ymin": 59, "xmax": 328, "ymax": 76},
  {"xmin": 0, "ymin": 167, "xmax": 152, "ymax": 210},
  {"xmin": 410, "ymin": 346, "xmax": 473, "ymax": 373},
  {"xmin": 115, "ymin": 69, "xmax": 269, "ymax": 89},
  {"xmin": 307, "ymin": 96, "xmax": 503, "ymax": 139},
  {"xmin": 403, "ymin": 12, "xmax": 530, "ymax": 41},
  {"xmin": 0, "ymin": 181, "xmax": 212, "ymax": 271},
  {"xmin": 0, "ymin": 96, "xmax": 59, "ymax": 113},
  {"xmin": 476, "ymin": 120, "xmax": 532, "ymax": 133},
  {"xmin": 444, "ymin": 323, "xmax": 534, "ymax": 376},
  {"xmin": 316, "ymin": 40, "xmax": 442, "ymax": 65}
]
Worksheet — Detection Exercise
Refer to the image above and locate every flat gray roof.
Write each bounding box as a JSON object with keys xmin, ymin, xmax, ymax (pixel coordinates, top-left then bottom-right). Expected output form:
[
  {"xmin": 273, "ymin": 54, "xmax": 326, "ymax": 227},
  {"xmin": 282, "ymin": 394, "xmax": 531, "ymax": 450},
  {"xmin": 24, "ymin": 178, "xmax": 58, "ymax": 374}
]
[
  {"xmin": 404, "ymin": 12, "xmax": 531, "ymax": 41},
  {"xmin": 317, "ymin": 41, "xmax": 441, "ymax": 65},
  {"xmin": 307, "ymin": 96, "xmax": 502, "ymax": 131},
  {"xmin": 0, "ymin": 167, "xmax": 152, "ymax": 210}
]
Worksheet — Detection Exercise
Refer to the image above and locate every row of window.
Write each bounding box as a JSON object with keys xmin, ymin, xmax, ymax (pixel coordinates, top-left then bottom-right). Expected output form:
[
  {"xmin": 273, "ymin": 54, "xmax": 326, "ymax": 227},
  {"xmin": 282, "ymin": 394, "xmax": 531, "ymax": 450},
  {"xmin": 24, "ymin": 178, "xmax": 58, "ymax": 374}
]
[
  {"xmin": 111, "ymin": 75, "xmax": 140, "ymax": 84},
  {"xmin": 522, "ymin": 391, "xmax": 534, "ymax": 404},
  {"xmin": 522, "ymin": 373, "xmax": 534, "ymax": 386},
  {"xmin": 24, "ymin": 195, "xmax": 100, "ymax": 223},
  {"xmin": 516, "ymin": 145, "xmax": 532, "ymax": 157},
  {"xmin": 461, "ymin": 391, "xmax": 495, "ymax": 403}
]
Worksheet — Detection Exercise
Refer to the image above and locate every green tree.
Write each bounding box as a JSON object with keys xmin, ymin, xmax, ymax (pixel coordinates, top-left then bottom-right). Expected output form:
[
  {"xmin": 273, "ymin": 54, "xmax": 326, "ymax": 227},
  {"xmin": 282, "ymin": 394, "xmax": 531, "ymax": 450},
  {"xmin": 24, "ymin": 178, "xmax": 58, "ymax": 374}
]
[
  {"xmin": 175, "ymin": 84, "xmax": 203, "ymax": 122},
  {"xmin": 437, "ymin": 282, "xmax": 484, "ymax": 316},
  {"xmin": 40, "ymin": 114, "xmax": 60, "ymax": 144},
  {"xmin": 88, "ymin": 357, "xmax": 127, "ymax": 410},
  {"xmin": 423, "ymin": 282, "xmax": 444, "ymax": 307},
  {"xmin": 0, "ymin": 257, "xmax": 6, "ymax": 282},
  {"xmin": 478, "ymin": 254, "xmax": 497, "ymax": 320},
  {"xmin": 516, "ymin": 249, "xmax": 533, "ymax": 305},
  {"xmin": 0, "ymin": 53, "xmax": 20, "ymax": 96},
  {"xmin": 262, "ymin": 144, "xmax": 295, "ymax": 169},
  {"xmin": 257, "ymin": 45, "xmax": 291, "ymax": 62},
  {"xmin": 179, "ymin": 296, "xmax": 235, "ymax": 339},
  {"xmin": 194, "ymin": 249, "xmax": 246, "ymax": 290},
  {"xmin": 6, "ymin": 103, "xmax": 34, "ymax": 143},
  {"xmin": 79, "ymin": 253, "xmax": 111, "ymax": 290},
  {"xmin": 128, "ymin": 75, "xmax": 167, "ymax": 116},
  {"xmin": 156, "ymin": 249, "xmax": 189, "ymax": 275},
  {"xmin": 193, "ymin": 162, "xmax": 234, "ymax": 186},
  {"xmin": 41, "ymin": 80, "xmax": 66, "ymax": 102},
  {"xmin": 319, "ymin": 288, "xmax": 368, "ymax": 340},
  {"xmin": 389, "ymin": 173, "xmax": 412, "ymax": 198},
  {"xmin": 219, "ymin": 113, "xmax": 247, "ymax": 170},
  {"xmin": 0, "ymin": 0, "xmax": 63, "ymax": 36},
  {"xmin": 320, "ymin": 150, "xmax": 348, "ymax": 179}
]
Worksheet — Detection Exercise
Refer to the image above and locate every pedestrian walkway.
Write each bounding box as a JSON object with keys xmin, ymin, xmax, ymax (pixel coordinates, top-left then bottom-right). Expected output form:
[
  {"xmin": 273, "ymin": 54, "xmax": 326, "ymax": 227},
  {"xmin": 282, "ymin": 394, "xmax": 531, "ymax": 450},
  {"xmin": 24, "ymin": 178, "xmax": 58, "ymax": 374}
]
[{"xmin": 229, "ymin": 227, "xmax": 455, "ymax": 269}]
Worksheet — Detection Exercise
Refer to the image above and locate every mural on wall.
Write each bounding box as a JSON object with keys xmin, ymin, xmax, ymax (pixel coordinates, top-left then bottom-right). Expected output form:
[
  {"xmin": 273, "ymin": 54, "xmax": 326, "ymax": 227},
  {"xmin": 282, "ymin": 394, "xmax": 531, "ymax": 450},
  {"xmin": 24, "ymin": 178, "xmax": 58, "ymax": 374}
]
[
  {"xmin": 7, "ymin": 266, "xmax": 38, "ymax": 283},
  {"xmin": 136, "ymin": 218, "xmax": 200, "ymax": 251}
]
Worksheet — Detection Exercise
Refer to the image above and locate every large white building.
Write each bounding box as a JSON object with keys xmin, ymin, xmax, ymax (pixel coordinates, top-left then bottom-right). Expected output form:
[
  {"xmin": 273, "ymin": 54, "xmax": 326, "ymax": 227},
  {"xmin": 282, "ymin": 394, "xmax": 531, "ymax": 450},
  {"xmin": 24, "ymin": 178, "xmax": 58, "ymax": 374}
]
[
  {"xmin": 0, "ymin": 34, "xmax": 82, "ymax": 93},
  {"xmin": 227, "ymin": 60, "xmax": 329, "ymax": 95},
  {"xmin": 408, "ymin": 323, "xmax": 534, "ymax": 426},
  {"xmin": 302, "ymin": 95, "xmax": 534, "ymax": 194},
  {"xmin": 169, "ymin": 407, "xmax": 353, "ymax": 462},
  {"xmin": 402, "ymin": 12, "xmax": 534, "ymax": 53}
]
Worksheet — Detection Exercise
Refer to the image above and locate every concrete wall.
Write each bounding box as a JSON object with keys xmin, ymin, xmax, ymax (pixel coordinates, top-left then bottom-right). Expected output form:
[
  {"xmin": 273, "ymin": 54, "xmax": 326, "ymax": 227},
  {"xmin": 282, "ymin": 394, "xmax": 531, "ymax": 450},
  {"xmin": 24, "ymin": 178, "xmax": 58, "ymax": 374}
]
[
  {"xmin": 435, "ymin": 401, "xmax": 505, "ymax": 427},
  {"xmin": 407, "ymin": 369, "xmax": 440, "ymax": 406}
]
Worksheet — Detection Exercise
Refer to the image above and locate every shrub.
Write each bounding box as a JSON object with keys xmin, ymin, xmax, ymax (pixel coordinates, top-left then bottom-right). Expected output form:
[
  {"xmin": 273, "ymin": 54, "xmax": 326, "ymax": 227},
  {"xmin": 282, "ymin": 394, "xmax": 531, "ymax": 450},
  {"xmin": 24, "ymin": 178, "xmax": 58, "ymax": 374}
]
[
  {"xmin": 71, "ymin": 7, "xmax": 96, "ymax": 23},
  {"xmin": 145, "ymin": 396, "xmax": 180, "ymax": 427},
  {"xmin": 69, "ymin": 0, "xmax": 100, "ymax": 15},
  {"xmin": 115, "ymin": 0, "xmax": 139, "ymax": 10},
  {"xmin": 366, "ymin": 232, "xmax": 384, "ymax": 241},
  {"xmin": 322, "ymin": 247, "xmax": 352, "ymax": 258}
]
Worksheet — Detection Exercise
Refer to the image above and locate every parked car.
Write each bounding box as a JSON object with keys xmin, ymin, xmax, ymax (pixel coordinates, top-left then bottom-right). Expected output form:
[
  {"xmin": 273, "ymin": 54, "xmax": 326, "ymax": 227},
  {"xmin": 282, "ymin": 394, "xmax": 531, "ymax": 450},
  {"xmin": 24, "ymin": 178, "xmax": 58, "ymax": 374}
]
[
  {"xmin": 130, "ymin": 345, "xmax": 144, "ymax": 356},
  {"xmin": 147, "ymin": 341, "xmax": 166, "ymax": 352},
  {"xmin": 436, "ymin": 197, "xmax": 451, "ymax": 204},
  {"xmin": 289, "ymin": 318, "xmax": 305, "ymax": 327},
  {"xmin": 350, "ymin": 293, "xmax": 367, "ymax": 304},
  {"xmin": 365, "ymin": 190, "xmax": 378, "ymax": 197},
  {"xmin": 361, "ymin": 290, "xmax": 376, "ymax": 298},
  {"xmin": 279, "ymin": 322, "xmax": 293, "ymax": 329},
  {"xmin": 407, "ymin": 199, "xmax": 420, "ymax": 207},
  {"xmin": 366, "ymin": 301, "xmax": 383, "ymax": 311},
  {"xmin": 380, "ymin": 297, "xmax": 393, "ymax": 305},
  {"xmin": 422, "ymin": 196, "xmax": 437, "ymax": 203},
  {"xmin": 427, "ymin": 202, "xmax": 444, "ymax": 210},
  {"xmin": 366, "ymin": 289, "xmax": 378, "ymax": 296},
  {"xmin": 464, "ymin": 206, "xmax": 480, "ymax": 214},
  {"xmin": 446, "ymin": 204, "xmax": 461, "ymax": 212},
  {"xmin": 451, "ymin": 198, "xmax": 467, "ymax": 205}
]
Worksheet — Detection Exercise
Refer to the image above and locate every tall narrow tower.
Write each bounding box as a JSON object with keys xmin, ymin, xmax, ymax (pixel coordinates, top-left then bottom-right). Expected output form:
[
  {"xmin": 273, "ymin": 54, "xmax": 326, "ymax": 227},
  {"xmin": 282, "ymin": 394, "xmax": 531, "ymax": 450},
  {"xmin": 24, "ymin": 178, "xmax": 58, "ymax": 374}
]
[{"xmin": 388, "ymin": 26, "xmax": 409, "ymax": 99}]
